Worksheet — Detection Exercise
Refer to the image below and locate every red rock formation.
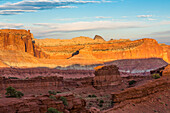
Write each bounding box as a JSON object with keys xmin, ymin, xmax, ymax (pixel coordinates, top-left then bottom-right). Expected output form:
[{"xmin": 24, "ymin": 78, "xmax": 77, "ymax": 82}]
[
  {"xmin": 0, "ymin": 29, "xmax": 49, "ymax": 58},
  {"xmin": 111, "ymin": 76, "xmax": 169, "ymax": 103},
  {"xmin": 103, "ymin": 76, "xmax": 170, "ymax": 113},
  {"xmin": 163, "ymin": 64, "xmax": 170, "ymax": 76},
  {"xmin": 93, "ymin": 65, "xmax": 122, "ymax": 89},
  {"xmin": 0, "ymin": 93, "xmax": 87, "ymax": 113}
]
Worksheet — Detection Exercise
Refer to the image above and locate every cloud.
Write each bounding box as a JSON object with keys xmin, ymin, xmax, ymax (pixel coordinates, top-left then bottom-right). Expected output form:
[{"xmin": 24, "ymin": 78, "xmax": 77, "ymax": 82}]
[
  {"xmin": 0, "ymin": 9, "xmax": 36, "ymax": 15},
  {"xmin": 137, "ymin": 15, "xmax": 152, "ymax": 18},
  {"xmin": 0, "ymin": 0, "xmax": 100, "ymax": 15},
  {"xmin": 148, "ymin": 18, "xmax": 157, "ymax": 21},
  {"xmin": 54, "ymin": 16, "xmax": 112, "ymax": 21},
  {"xmin": 95, "ymin": 16, "xmax": 112, "ymax": 19},
  {"xmin": 0, "ymin": 23, "xmax": 24, "ymax": 28},
  {"xmin": 150, "ymin": 30, "xmax": 170, "ymax": 36},
  {"xmin": 33, "ymin": 21, "xmax": 146, "ymax": 38}
]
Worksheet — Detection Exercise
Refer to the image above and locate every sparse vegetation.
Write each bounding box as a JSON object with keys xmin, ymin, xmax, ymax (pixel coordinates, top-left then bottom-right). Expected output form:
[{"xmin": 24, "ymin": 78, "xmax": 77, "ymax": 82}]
[
  {"xmin": 152, "ymin": 73, "xmax": 160, "ymax": 79},
  {"xmin": 92, "ymin": 94, "xmax": 97, "ymax": 97},
  {"xmin": 98, "ymin": 99, "xmax": 104, "ymax": 107},
  {"xmin": 48, "ymin": 90, "xmax": 56, "ymax": 95},
  {"xmin": 88, "ymin": 94, "xmax": 97, "ymax": 98},
  {"xmin": 8, "ymin": 77, "xmax": 19, "ymax": 79},
  {"xmin": 49, "ymin": 95, "xmax": 57, "ymax": 101},
  {"xmin": 46, "ymin": 107, "xmax": 62, "ymax": 113},
  {"xmin": 5, "ymin": 86, "xmax": 24, "ymax": 98},
  {"xmin": 60, "ymin": 96, "xmax": 68, "ymax": 106},
  {"xmin": 99, "ymin": 100, "xmax": 104, "ymax": 104},
  {"xmin": 128, "ymin": 80, "xmax": 136, "ymax": 85}
]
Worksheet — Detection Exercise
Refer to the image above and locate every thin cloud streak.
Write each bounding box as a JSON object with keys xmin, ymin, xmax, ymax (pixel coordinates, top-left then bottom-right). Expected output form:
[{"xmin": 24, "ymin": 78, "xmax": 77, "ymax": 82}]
[
  {"xmin": 0, "ymin": 0, "xmax": 101, "ymax": 15},
  {"xmin": 137, "ymin": 15, "xmax": 152, "ymax": 18}
]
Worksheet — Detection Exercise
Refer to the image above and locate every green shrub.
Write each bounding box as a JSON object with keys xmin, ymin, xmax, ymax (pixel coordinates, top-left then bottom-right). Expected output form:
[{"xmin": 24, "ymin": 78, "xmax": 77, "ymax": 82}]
[
  {"xmin": 88, "ymin": 94, "xmax": 97, "ymax": 98},
  {"xmin": 46, "ymin": 107, "xmax": 62, "ymax": 113},
  {"xmin": 56, "ymin": 91, "xmax": 61, "ymax": 93},
  {"xmin": 92, "ymin": 94, "xmax": 97, "ymax": 97},
  {"xmin": 152, "ymin": 73, "xmax": 160, "ymax": 79},
  {"xmin": 88, "ymin": 95, "xmax": 92, "ymax": 97},
  {"xmin": 49, "ymin": 95, "xmax": 57, "ymax": 100},
  {"xmin": 60, "ymin": 96, "xmax": 68, "ymax": 106},
  {"xmin": 98, "ymin": 103, "xmax": 103, "ymax": 107},
  {"xmin": 5, "ymin": 86, "xmax": 24, "ymax": 98},
  {"xmin": 128, "ymin": 80, "xmax": 136, "ymax": 85},
  {"xmin": 8, "ymin": 77, "xmax": 19, "ymax": 79},
  {"xmin": 48, "ymin": 90, "xmax": 56, "ymax": 95},
  {"xmin": 16, "ymin": 91, "xmax": 24, "ymax": 98},
  {"xmin": 5, "ymin": 86, "xmax": 16, "ymax": 97},
  {"xmin": 99, "ymin": 100, "xmax": 104, "ymax": 104}
]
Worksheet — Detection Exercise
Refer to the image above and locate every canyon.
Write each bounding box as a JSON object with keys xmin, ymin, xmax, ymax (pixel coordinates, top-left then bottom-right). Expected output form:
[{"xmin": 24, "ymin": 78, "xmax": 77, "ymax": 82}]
[{"xmin": 0, "ymin": 29, "xmax": 169, "ymax": 113}]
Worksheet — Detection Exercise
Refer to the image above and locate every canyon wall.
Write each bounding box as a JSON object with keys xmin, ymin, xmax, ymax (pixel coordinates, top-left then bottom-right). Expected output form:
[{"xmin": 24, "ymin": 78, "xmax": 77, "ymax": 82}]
[
  {"xmin": 0, "ymin": 29, "xmax": 169, "ymax": 67},
  {"xmin": 0, "ymin": 29, "xmax": 49, "ymax": 58}
]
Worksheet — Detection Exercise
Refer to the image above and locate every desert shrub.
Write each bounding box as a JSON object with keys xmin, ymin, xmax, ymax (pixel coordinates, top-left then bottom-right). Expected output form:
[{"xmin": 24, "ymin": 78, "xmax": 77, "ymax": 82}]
[
  {"xmin": 48, "ymin": 90, "xmax": 56, "ymax": 95},
  {"xmin": 98, "ymin": 103, "xmax": 103, "ymax": 107},
  {"xmin": 5, "ymin": 86, "xmax": 24, "ymax": 98},
  {"xmin": 56, "ymin": 91, "xmax": 61, "ymax": 93},
  {"xmin": 60, "ymin": 96, "xmax": 68, "ymax": 106},
  {"xmin": 99, "ymin": 100, "xmax": 104, "ymax": 104},
  {"xmin": 88, "ymin": 95, "xmax": 92, "ymax": 97},
  {"xmin": 16, "ymin": 91, "xmax": 24, "ymax": 98},
  {"xmin": 49, "ymin": 95, "xmax": 57, "ymax": 101},
  {"xmin": 89, "ymin": 103, "xmax": 92, "ymax": 106},
  {"xmin": 46, "ymin": 107, "xmax": 62, "ymax": 113},
  {"xmin": 8, "ymin": 77, "xmax": 19, "ymax": 79},
  {"xmin": 152, "ymin": 73, "xmax": 160, "ymax": 79},
  {"xmin": 92, "ymin": 94, "xmax": 97, "ymax": 97},
  {"xmin": 88, "ymin": 94, "xmax": 97, "ymax": 98},
  {"xmin": 128, "ymin": 80, "xmax": 136, "ymax": 85}
]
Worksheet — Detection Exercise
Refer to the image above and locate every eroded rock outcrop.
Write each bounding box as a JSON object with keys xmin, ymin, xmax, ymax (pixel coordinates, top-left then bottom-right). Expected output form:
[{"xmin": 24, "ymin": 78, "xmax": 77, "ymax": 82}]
[
  {"xmin": 103, "ymin": 76, "xmax": 170, "ymax": 113},
  {"xmin": 0, "ymin": 93, "xmax": 87, "ymax": 113},
  {"xmin": 93, "ymin": 65, "xmax": 121, "ymax": 89},
  {"xmin": 163, "ymin": 64, "xmax": 170, "ymax": 76},
  {"xmin": 0, "ymin": 29, "xmax": 49, "ymax": 58},
  {"xmin": 94, "ymin": 35, "xmax": 105, "ymax": 41}
]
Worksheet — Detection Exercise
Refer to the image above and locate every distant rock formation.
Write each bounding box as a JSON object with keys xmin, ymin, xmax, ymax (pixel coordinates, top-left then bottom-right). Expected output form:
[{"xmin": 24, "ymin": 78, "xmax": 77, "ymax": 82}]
[
  {"xmin": 0, "ymin": 29, "xmax": 169, "ymax": 67},
  {"xmin": 94, "ymin": 35, "xmax": 105, "ymax": 41}
]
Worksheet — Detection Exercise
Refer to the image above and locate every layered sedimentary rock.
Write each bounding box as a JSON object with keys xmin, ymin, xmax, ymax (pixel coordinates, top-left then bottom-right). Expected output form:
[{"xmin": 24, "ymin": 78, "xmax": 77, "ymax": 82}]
[
  {"xmin": 0, "ymin": 29, "xmax": 169, "ymax": 67},
  {"xmin": 93, "ymin": 65, "xmax": 121, "ymax": 88},
  {"xmin": 0, "ymin": 67, "xmax": 94, "ymax": 79},
  {"xmin": 111, "ymin": 76, "xmax": 170, "ymax": 103},
  {"xmin": 0, "ymin": 29, "xmax": 49, "ymax": 58},
  {"xmin": 0, "ymin": 93, "xmax": 87, "ymax": 113},
  {"xmin": 103, "ymin": 76, "xmax": 170, "ymax": 113},
  {"xmin": 104, "ymin": 58, "xmax": 168, "ymax": 77}
]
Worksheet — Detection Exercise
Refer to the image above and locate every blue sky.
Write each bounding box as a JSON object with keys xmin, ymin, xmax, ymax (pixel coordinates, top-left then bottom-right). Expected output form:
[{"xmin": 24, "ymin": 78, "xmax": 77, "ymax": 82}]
[{"xmin": 0, "ymin": 0, "xmax": 170, "ymax": 43}]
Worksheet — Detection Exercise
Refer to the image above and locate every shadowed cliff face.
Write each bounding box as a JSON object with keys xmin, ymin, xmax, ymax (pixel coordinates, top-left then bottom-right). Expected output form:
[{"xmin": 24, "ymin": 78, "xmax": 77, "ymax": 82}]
[{"xmin": 0, "ymin": 29, "xmax": 49, "ymax": 59}]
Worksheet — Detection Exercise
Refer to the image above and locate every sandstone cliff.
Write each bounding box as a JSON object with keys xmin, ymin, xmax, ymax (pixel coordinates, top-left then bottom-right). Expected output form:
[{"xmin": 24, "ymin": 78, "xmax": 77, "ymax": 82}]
[
  {"xmin": 0, "ymin": 29, "xmax": 49, "ymax": 58},
  {"xmin": 0, "ymin": 29, "xmax": 169, "ymax": 67}
]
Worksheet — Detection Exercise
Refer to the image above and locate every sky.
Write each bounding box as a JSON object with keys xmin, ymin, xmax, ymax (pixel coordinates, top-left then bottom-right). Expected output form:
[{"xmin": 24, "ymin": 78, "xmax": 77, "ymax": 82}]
[{"xmin": 0, "ymin": 0, "xmax": 170, "ymax": 44}]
